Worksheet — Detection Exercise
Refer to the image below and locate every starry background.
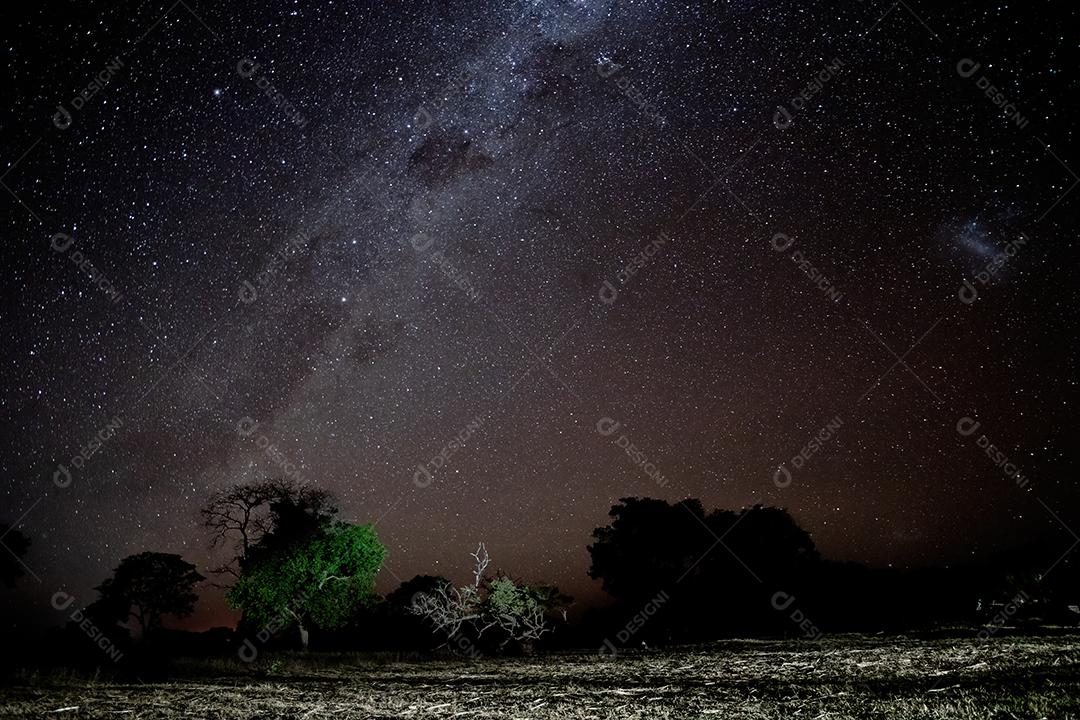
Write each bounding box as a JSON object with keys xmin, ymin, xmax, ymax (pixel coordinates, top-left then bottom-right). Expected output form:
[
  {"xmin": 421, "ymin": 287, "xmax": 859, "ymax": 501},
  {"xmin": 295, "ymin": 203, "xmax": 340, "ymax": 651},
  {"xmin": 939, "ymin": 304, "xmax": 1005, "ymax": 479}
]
[{"xmin": 1, "ymin": 0, "xmax": 1078, "ymax": 629}]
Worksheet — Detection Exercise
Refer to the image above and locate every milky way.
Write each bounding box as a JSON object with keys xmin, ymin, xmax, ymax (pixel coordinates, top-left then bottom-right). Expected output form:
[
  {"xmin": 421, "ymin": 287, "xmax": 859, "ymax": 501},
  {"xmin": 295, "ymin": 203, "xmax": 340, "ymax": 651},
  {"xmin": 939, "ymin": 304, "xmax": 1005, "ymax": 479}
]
[{"xmin": 2, "ymin": 0, "xmax": 1078, "ymax": 628}]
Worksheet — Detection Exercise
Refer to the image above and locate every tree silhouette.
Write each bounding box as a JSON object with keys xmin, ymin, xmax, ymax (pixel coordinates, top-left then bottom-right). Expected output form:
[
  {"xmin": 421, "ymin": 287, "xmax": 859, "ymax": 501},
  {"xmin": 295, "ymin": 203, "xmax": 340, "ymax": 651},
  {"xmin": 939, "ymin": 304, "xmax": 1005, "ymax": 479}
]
[
  {"xmin": 244, "ymin": 485, "xmax": 338, "ymax": 569},
  {"xmin": 588, "ymin": 498, "xmax": 819, "ymax": 640},
  {"xmin": 94, "ymin": 552, "xmax": 204, "ymax": 639},
  {"xmin": 201, "ymin": 478, "xmax": 336, "ymax": 579},
  {"xmin": 227, "ymin": 521, "xmax": 386, "ymax": 650},
  {"xmin": 369, "ymin": 575, "xmax": 453, "ymax": 650},
  {"xmin": 0, "ymin": 523, "xmax": 32, "ymax": 588},
  {"xmin": 387, "ymin": 574, "xmax": 453, "ymax": 611},
  {"xmin": 588, "ymin": 498, "xmax": 716, "ymax": 604}
]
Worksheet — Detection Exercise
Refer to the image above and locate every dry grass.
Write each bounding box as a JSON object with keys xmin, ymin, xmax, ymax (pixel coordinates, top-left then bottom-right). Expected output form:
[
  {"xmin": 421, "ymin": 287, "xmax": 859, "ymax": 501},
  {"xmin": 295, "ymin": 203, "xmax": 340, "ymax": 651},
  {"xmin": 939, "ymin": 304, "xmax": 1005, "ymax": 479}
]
[{"xmin": 3, "ymin": 634, "xmax": 1079, "ymax": 718}]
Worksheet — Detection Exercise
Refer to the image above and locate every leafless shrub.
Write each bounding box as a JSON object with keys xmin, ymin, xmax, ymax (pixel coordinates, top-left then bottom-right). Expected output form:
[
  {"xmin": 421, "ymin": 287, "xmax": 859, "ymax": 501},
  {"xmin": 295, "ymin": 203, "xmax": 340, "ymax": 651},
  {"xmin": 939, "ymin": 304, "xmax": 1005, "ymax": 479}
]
[{"xmin": 409, "ymin": 543, "xmax": 566, "ymax": 653}]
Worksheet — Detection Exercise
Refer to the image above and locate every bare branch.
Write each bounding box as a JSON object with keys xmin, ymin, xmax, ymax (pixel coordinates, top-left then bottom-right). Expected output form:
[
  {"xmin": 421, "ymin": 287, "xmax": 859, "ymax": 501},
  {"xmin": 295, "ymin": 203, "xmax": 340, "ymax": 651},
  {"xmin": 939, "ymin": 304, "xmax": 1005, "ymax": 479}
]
[{"xmin": 471, "ymin": 543, "xmax": 490, "ymax": 588}]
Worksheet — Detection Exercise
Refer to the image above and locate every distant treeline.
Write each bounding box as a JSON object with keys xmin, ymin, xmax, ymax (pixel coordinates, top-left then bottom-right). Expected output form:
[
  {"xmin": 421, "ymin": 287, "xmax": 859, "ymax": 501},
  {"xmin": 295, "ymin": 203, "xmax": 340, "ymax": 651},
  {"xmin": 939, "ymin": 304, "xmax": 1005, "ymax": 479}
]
[
  {"xmin": 583, "ymin": 498, "xmax": 1080, "ymax": 648},
  {"xmin": 2, "ymin": 493, "xmax": 1078, "ymax": 676}
]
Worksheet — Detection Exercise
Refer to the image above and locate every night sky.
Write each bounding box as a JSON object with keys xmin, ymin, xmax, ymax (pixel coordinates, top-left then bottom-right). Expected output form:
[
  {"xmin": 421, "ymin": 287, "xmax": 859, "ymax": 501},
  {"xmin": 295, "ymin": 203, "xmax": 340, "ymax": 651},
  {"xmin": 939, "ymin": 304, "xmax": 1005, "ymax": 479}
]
[{"xmin": 2, "ymin": 0, "xmax": 1078, "ymax": 630}]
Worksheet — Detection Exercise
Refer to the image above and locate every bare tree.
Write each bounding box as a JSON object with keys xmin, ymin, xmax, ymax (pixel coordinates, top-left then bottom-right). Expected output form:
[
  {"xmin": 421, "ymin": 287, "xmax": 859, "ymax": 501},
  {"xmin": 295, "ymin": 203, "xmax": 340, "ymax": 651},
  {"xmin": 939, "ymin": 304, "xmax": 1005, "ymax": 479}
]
[
  {"xmin": 201, "ymin": 477, "xmax": 334, "ymax": 579},
  {"xmin": 410, "ymin": 544, "xmax": 489, "ymax": 640},
  {"xmin": 201, "ymin": 478, "xmax": 287, "ymax": 578},
  {"xmin": 410, "ymin": 543, "xmax": 565, "ymax": 653}
]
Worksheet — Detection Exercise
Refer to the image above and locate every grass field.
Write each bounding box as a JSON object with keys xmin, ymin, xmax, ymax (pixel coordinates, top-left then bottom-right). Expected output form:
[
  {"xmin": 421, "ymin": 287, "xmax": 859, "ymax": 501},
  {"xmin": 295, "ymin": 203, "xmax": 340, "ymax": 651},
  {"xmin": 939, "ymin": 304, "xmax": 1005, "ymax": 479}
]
[{"xmin": 3, "ymin": 634, "xmax": 1079, "ymax": 718}]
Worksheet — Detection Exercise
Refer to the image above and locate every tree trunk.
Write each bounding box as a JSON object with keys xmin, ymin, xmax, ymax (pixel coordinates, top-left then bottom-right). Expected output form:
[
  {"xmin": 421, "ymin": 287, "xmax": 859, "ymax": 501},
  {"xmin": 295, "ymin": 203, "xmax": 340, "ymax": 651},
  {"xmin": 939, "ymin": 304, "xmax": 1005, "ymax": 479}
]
[{"xmin": 298, "ymin": 621, "xmax": 310, "ymax": 651}]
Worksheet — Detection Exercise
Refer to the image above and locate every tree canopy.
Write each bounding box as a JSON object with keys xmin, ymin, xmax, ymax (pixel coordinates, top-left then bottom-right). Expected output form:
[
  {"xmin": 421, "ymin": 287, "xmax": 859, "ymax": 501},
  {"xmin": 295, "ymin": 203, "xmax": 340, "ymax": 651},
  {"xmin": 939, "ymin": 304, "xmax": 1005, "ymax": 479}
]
[
  {"xmin": 587, "ymin": 498, "xmax": 818, "ymax": 639},
  {"xmin": 94, "ymin": 551, "xmax": 204, "ymax": 638},
  {"xmin": 227, "ymin": 521, "xmax": 386, "ymax": 649}
]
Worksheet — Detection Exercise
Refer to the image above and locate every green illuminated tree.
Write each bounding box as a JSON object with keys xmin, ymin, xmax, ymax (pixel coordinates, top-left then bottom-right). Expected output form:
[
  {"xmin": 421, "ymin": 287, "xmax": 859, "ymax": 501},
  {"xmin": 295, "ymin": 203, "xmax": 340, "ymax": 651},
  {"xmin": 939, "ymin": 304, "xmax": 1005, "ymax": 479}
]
[
  {"xmin": 485, "ymin": 576, "xmax": 567, "ymax": 652},
  {"xmin": 227, "ymin": 521, "xmax": 386, "ymax": 650}
]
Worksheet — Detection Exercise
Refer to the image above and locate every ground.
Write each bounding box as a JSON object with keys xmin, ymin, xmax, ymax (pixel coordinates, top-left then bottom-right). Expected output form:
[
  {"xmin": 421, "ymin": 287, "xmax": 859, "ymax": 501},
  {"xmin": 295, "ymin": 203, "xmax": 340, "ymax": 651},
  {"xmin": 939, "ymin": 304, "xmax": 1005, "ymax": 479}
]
[{"xmin": 3, "ymin": 634, "xmax": 1079, "ymax": 718}]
